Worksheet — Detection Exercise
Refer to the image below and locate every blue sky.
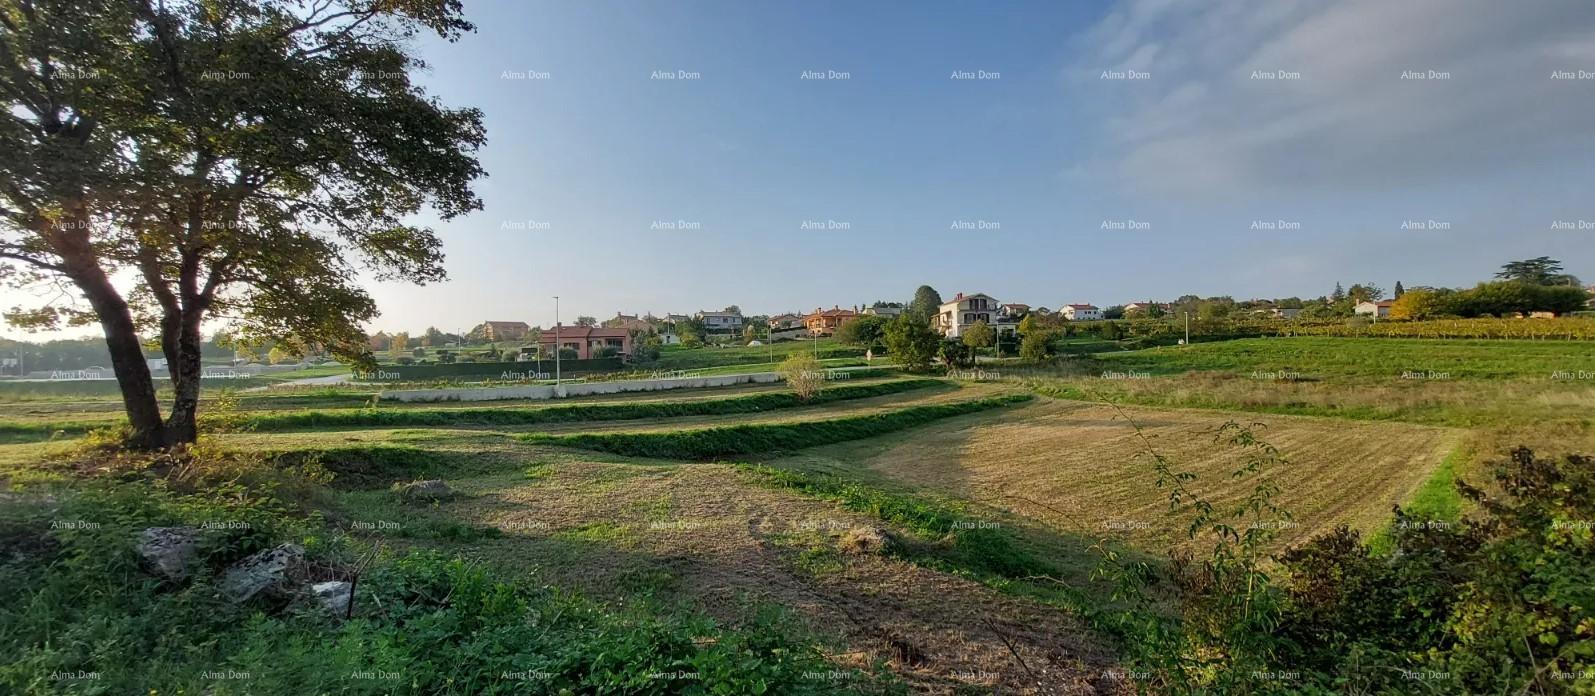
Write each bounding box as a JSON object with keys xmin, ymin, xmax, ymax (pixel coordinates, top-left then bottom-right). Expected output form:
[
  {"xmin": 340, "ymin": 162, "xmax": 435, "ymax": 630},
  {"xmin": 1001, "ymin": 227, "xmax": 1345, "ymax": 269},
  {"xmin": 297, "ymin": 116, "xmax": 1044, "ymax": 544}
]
[{"xmin": 8, "ymin": 0, "xmax": 1595, "ymax": 338}]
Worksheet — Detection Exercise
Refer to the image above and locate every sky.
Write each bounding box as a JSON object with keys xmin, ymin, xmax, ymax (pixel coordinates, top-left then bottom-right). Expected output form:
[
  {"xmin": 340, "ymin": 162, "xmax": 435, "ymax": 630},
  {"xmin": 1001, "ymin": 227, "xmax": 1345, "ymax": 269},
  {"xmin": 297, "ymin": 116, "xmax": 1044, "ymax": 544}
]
[{"xmin": 7, "ymin": 0, "xmax": 1595, "ymax": 339}]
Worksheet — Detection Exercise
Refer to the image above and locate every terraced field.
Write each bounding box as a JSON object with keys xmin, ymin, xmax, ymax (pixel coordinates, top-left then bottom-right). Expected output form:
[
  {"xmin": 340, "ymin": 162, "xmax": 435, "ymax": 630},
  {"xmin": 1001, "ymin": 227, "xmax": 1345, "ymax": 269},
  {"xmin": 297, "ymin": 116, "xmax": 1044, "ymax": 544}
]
[
  {"xmin": 779, "ymin": 398, "xmax": 1462, "ymax": 551},
  {"xmin": 0, "ymin": 367, "xmax": 1471, "ymax": 693}
]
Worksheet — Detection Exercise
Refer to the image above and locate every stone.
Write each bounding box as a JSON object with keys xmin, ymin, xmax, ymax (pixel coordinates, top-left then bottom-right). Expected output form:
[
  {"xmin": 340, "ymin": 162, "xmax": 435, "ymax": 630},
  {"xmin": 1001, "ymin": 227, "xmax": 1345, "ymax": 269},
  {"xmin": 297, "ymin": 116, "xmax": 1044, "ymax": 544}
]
[
  {"xmin": 136, "ymin": 527, "xmax": 200, "ymax": 581},
  {"xmin": 221, "ymin": 543, "xmax": 305, "ymax": 603},
  {"xmin": 310, "ymin": 580, "xmax": 353, "ymax": 617},
  {"xmin": 395, "ymin": 479, "xmax": 454, "ymax": 502}
]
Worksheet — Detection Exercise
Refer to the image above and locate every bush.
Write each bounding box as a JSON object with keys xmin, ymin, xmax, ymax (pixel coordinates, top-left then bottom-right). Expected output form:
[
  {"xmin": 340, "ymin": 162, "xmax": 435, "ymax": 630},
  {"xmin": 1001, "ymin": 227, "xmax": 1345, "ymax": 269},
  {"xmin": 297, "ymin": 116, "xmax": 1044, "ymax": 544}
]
[
  {"xmin": 1019, "ymin": 331, "xmax": 1055, "ymax": 363},
  {"xmin": 778, "ymin": 353, "xmax": 826, "ymax": 401}
]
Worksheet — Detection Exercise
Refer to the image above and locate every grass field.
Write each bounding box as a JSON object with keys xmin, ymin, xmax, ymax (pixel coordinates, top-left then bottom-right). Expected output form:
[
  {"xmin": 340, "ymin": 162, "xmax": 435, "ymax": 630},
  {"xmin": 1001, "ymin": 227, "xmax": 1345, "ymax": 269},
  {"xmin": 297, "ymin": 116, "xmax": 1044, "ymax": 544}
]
[
  {"xmin": 1085, "ymin": 336, "xmax": 1593, "ymax": 380},
  {"xmin": 3, "ymin": 334, "xmax": 1582, "ymax": 692}
]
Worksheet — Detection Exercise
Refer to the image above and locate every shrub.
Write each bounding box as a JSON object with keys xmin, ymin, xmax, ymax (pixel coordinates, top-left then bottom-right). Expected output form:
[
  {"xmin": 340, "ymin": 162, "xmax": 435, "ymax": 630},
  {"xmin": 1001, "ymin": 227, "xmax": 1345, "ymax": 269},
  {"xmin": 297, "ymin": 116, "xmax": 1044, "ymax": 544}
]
[{"xmin": 778, "ymin": 353, "xmax": 826, "ymax": 401}]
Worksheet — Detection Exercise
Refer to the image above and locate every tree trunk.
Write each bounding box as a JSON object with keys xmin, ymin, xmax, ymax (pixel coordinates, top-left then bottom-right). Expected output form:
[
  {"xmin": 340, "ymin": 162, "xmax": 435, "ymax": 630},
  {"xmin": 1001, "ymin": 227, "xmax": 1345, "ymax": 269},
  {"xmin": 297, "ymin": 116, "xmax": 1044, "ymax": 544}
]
[
  {"xmin": 57, "ymin": 245, "xmax": 166, "ymax": 449},
  {"xmin": 163, "ymin": 310, "xmax": 205, "ymax": 445}
]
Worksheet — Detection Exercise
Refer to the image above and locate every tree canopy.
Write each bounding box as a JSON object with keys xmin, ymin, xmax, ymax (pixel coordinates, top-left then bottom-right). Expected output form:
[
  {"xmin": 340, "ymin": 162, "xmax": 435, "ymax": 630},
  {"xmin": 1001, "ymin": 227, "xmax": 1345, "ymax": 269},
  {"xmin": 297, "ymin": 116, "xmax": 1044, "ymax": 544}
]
[
  {"xmin": 1497, "ymin": 256, "xmax": 1580, "ymax": 286},
  {"xmin": 0, "ymin": 0, "xmax": 485, "ymax": 447},
  {"xmin": 908, "ymin": 285, "xmax": 942, "ymax": 319}
]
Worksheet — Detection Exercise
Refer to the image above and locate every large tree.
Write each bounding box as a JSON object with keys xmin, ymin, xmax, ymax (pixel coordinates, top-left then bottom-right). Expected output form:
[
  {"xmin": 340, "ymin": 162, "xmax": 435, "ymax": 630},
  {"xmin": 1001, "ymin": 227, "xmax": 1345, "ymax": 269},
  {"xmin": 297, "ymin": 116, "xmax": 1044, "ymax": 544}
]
[
  {"xmin": 0, "ymin": 0, "xmax": 485, "ymax": 448},
  {"xmin": 1497, "ymin": 257, "xmax": 1580, "ymax": 286},
  {"xmin": 882, "ymin": 312, "xmax": 939, "ymax": 372},
  {"xmin": 907, "ymin": 284, "xmax": 942, "ymax": 319}
]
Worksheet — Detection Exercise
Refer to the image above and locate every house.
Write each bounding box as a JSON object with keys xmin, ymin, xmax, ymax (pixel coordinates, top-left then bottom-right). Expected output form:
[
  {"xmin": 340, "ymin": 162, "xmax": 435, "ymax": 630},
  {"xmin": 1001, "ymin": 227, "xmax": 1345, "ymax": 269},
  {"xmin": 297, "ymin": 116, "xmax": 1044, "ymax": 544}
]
[
  {"xmin": 769, "ymin": 326, "xmax": 809, "ymax": 342},
  {"xmin": 934, "ymin": 292, "xmax": 1000, "ymax": 338},
  {"xmin": 607, "ymin": 313, "xmax": 655, "ymax": 334},
  {"xmin": 1123, "ymin": 302, "xmax": 1169, "ymax": 316},
  {"xmin": 1061, "ymin": 304, "xmax": 1103, "ymax": 321},
  {"xmin": 538, "ymin": 327, "xmax": 632, "ymax": 359},
  {"xmin": 483, "ymin": 321, "xmax": 531, "ymax": 342},
  {"xmin": 1001, "ymin": 303, "xmax": 1030, "ymax": 316},
  {"xmin": 863, "ymin": 303, "xmax": 905, "ymax": 319},
  {"xmin": 804, "ymin": 306, "xmax": 859, "ymax": 336},
  {"xmin": 1270, "ymin": 307, "xmax": 1302, "ymax": 319},
  {"xmin": 694, "ymin": 310, "xmax": 744, "ymax": 334},
  {"xmin": 767, "ymin": 313, "xmax": 803, "ymax": 330},
  {"xmin": 1354, "ymin": 300, "xmax": 1395, "ymax": 318}
]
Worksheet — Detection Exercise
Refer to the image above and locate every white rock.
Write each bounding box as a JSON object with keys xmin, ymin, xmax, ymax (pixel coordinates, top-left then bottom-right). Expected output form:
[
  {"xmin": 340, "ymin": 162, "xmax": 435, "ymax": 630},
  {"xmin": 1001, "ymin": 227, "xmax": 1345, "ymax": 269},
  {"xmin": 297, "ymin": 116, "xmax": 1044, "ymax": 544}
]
[
  {"xmin": 136, "ymin": 527, "xmax": 200, "ymax": 581},
  {"xmin": 310, "ymin": 580, "xmax": 353, "ymax": 617},
  {"xmin": 221, "ymin": 543, "xmax": 305, "ymax": 603}
]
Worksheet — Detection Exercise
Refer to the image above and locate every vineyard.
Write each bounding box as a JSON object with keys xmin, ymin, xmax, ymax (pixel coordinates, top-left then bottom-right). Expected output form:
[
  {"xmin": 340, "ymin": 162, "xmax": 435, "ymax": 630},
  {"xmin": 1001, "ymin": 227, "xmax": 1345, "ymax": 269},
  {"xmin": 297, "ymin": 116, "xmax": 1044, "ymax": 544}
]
[
  {"xmin": 1089, "ymin": 316, "xmax": 1595, "ymax": 341},
  {"xmin": 1275, "ymin": 317, "xmax": 1595, "ymax": 340}
]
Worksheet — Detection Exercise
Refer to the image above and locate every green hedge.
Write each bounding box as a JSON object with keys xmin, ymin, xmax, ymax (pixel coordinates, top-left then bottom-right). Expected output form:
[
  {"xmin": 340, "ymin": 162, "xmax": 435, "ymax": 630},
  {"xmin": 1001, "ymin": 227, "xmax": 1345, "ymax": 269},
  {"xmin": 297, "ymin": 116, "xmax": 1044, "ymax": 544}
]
[
  {"xmin": 521, "ymin": 394, "xmax": 1031, "ymax": 459},
  {"xmin": 244, "ymin": 379, "xmax": 942, "ymax": 431},
  {"xmin": 356, "ymin": 358, "xmax": 621, "ymax": 381}
]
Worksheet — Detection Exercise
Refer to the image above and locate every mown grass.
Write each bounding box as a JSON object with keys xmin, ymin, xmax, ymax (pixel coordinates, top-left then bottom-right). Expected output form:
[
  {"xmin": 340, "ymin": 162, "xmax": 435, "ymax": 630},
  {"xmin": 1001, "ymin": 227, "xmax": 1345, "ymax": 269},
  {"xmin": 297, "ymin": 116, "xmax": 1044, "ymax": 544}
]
[
  {"xmin": 0, "ymin": 377, "xmax": 289, "ymax": 402},
  {"xmin": 737, "ymin": 464, "xmax": 1050, "ymax": 578},
  {"xmin": 520, "ymin": 394, "xmax": 1032, "ymax": 460},
  {"xmin": 243, "ymin": 379, "xmax": 941, "ymax": 432}
]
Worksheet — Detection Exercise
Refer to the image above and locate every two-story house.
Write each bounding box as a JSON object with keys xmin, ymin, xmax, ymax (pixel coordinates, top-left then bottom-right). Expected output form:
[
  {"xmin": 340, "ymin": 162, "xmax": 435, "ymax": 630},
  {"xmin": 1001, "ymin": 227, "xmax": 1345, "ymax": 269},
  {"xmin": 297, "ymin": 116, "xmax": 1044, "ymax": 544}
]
[
  {"xmin": 935, "ymin": 292, "xmax": 1001, "ymax": 338},
  {"xmin": 803, "ymin": 306, "xmax": 859, "ymax": 336},
  {"xmin": 694, "ymin": 310, "xmax": 744, "ymax": 335},
  {"xmin": 1061, "ymin": 304, "xmax": 1102, "ymax": 321},
  {"xmin": 482, "ymin": 321, "xmax": 530, "ymax": 341}
]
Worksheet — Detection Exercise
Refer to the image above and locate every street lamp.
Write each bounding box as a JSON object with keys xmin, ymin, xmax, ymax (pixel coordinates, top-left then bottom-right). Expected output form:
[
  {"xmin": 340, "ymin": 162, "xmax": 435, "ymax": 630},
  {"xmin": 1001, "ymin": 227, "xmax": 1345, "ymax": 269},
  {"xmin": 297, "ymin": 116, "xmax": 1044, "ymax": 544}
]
[{"xmin": 553, "ymin": 296, "xmax": 561, "ymax": 390}]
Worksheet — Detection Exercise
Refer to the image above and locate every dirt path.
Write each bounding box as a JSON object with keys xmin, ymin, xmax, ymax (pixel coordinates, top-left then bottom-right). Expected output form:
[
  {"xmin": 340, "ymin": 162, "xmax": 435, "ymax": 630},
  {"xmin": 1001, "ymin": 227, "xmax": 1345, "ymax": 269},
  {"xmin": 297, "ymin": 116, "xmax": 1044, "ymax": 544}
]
[{"xmin": 364, "ymin": 455, "xmax": 1128, "ymax": 694}]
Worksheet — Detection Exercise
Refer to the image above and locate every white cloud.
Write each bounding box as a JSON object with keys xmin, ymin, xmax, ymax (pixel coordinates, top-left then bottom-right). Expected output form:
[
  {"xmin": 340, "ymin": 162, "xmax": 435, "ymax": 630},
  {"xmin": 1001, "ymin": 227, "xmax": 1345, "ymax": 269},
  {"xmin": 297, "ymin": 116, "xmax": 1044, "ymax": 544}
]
[{"xmin": 1072, "ymin": 0, "xmax": 1595, "ymax": 197}]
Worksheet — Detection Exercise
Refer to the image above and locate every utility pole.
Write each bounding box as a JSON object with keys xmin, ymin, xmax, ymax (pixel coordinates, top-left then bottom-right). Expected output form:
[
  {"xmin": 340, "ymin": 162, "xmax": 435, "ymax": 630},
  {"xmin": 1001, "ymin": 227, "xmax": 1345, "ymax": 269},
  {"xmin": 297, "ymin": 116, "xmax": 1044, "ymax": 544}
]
[
  {"xmin": 553, "ymin": 296, "xmax": 561, "ymax": 389},
  {"xmin": 1184, "ymin": 311, "xmax": 1190, "ymax": 346}
]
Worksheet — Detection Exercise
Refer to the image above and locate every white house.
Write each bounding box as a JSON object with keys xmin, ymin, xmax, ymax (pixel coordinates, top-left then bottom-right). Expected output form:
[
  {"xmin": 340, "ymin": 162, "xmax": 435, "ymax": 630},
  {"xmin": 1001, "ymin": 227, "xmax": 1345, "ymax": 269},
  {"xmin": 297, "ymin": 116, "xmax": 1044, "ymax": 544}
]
[
  {"xmin": 1061, "ymin": 304, "xmax": 1102, "ymax": 321},
  {"xmin": 1353, "ymin": 300, "xmax": 1394, "ymax": 318},
  {"xmin": 694, "ymin": 310, "xmax": 744, "ymax": 334},
  {"xmin": 863, "ymin": 303, "xmax": 905, "ymax": 319},
  {"xmin": 934, "ymin": 292, "xmax": 1000, "ymax": 338}
]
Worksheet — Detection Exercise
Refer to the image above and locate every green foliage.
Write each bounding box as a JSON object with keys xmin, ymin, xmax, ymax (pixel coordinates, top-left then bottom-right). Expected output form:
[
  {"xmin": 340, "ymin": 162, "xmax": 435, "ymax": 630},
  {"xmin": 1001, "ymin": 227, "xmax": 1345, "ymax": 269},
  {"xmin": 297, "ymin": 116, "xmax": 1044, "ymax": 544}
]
[
  {"xmin": 1265, "ymin": 447, "xmax": 1595, "ymax": 693},
  {"xmin": 522, "ymin": 395, "xmax": 1032, "ymax": 459},
  {"xmin": 836, "ymin": 314, "xmax": 888, "ymax": 348},
  {"xmin": 907, "ymin": 285, "xmax": 943, "ymax": 320},
  {"xmin": 0, "ymin": 483, "xmax": 860, "ymax": 694},
  {"xmin": 1018, "ymin": 330, "xmax": 1056, "ymax": 363},
  {"xmin": 1089, "ymin": 416, "xmax": 1595, "ymax": 694},
  {"xmin": 242, "ymin": 379, "xmax": 939, "ymax": 432},
  {"xmin": 960, "ymin": 321, "xmax": 994, "ymax": 351},
  {"xmin": 882, "ymin": 313, "xmax": 941, "ymax": 372},
  {"xmin": 1088, "ymin": 416, "xmax": 1295, "ymax": 694},
  {"xmin": 1497, "ymin": 256, "xmax": 1582, "ymax": 286},
  {"xmin": 937, "ymin": 338, "xmax": 972, "ymax": 369}
]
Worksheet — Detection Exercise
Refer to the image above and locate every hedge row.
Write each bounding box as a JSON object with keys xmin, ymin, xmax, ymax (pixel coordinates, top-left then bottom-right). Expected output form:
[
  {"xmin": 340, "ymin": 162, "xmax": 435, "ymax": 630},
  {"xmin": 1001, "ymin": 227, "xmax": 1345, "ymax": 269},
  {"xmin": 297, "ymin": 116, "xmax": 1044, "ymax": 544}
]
[
  {"xmin": 243, "ymin": 378, "xmax": 943, "ymax": 431},
  {"xmin": 355, "ymin": 358, "xmax": 622, "ymax": 380},
  {"xmin": 520, "ymin": 393, "xmax": 1032, "ymax": 459}
]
